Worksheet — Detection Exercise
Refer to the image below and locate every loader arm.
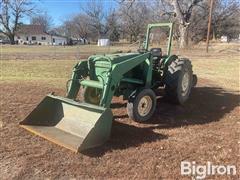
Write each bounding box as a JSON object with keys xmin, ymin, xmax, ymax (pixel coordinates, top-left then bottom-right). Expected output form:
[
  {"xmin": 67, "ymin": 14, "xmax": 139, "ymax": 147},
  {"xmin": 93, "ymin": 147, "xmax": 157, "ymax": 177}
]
[
  {"xmin": 67, "ymin": 60, "xmax": 88, "ymax": 99},
  {"xmin": 66, "ymin": 52, "xmax": 152, "ymax": 108},
  {"xmin": 100, "ymin": 52, "xmax": 151, "ymax": 107}
]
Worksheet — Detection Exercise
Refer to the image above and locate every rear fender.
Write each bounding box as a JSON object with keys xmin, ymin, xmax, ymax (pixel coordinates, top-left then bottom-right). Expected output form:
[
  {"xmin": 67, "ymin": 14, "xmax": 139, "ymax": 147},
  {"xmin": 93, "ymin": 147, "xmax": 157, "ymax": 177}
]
[{"xmin": 163, "ymin": 55, "xmax": 178, "ymax": 67}]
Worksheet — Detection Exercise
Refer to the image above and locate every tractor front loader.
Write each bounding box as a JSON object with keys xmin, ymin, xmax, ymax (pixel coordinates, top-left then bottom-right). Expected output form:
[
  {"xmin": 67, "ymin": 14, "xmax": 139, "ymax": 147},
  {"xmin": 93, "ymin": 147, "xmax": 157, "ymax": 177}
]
[{"xmin": 20, "ymin": 23, "xmax": 197, "ymax": 152}]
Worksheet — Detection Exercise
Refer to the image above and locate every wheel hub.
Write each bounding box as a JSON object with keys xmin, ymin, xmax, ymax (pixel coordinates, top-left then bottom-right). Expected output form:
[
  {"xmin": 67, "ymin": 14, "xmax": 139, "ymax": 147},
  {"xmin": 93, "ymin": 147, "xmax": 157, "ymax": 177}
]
[
  {"xmin": 181, "ymin": 71, "xmax": 190, "ymax": 96},
  {"xmin": 137, "ymin": 96, "xmax": 152, "ymax": 117}
]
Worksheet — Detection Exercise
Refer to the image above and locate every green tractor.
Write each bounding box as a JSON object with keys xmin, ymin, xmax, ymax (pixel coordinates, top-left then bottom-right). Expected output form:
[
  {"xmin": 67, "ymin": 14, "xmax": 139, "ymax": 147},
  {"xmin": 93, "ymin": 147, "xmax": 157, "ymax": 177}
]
[{"xmin": 20, "ymin": 23, "xmax": 197, "ymax": 152}]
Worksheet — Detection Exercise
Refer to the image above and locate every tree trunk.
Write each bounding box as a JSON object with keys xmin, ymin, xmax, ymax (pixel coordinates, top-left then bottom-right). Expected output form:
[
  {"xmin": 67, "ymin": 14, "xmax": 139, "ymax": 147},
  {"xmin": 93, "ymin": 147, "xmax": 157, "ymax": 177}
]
[
  {"xmin": 212, "ymin": 26, "xmax": 216, "ymax": 41},
  {"xmin": 130, "ymin": 34, "xmax": 133, "ymax": 43},
  {"xmin": 179, "ymin": 25, "xmax": 189, "ymax": 49},
  {"xmin": 8, "ymin": 34, "xmax": 15, "ymax": 44},
  {"xmin": 133, "ymin": 33, "xmax": 138, "ymax": 42}
]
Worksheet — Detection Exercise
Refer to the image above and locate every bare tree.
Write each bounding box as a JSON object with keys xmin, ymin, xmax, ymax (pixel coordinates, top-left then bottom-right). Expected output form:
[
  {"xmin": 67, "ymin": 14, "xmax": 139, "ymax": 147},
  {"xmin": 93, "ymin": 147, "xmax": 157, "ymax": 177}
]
[
  {"xmin": 118, "ymin": 1, "xmax": 150, "ymax": 42},
  {"xmin": 118, "ymin": 0, "xmax": 203, "ymax": 47},
  {"xmin": 170, "ymin": 0, "xmax": 203, "ymax": 48},
  {"xmin": 212, "ymin": 0, "xmax": 240, "ymax": 39},
  {"xmin": 30, "ymin": 12, "xmax": 53, "ymax": 31},
  {"xmin": 72, "ymin": 14, "xmax": 91, "ymax": 40},
  {"xmin": 80, "ymin": 0, "xmax": 107, "ymax": 39},
  {"xmin": 150, "ymin": 0, "xmax": 174, "ymax": 21},
  {"xmin": 0, "ymin": 0, "xmax": 35, "ymax": 44},
  {"xmin": 57, "ymin": 19, "xmax": 78, "ymax": 38},
  {"xmin": 58, "ymin": 3, "xmax": 120, "ymax": 42},
  {"xmin": 186, "ymin": 0, "xmax": 240, "ymax": 43},
  {"xmin": 56, "ymin": 14, "xmax": 91, "ymax": 42},
  {"xmin": 186, "ymin": 1, "xmax": 209, "ymax": 43},
  {"xmin": 57, "ymin": 0, "xmax": 239, "ymax": 45},
  {"xmin": 106, "ymin": 10, "xmax": 120, "ymax": 41}
]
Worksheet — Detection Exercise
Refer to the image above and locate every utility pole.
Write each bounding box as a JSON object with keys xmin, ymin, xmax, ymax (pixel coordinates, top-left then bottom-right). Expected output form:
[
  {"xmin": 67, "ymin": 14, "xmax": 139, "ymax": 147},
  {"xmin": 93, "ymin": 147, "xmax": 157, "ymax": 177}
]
[{"xmin": 206, "ymin": 0, "xmax": 214, "ymax": 53}]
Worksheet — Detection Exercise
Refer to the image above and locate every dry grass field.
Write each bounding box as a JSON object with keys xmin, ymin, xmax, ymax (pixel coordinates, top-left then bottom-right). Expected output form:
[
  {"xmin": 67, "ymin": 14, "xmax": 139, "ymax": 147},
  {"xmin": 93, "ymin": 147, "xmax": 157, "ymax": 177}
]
[{"xmin": 0, "ymin": 42, "xmax": 239, "ymax": 179}]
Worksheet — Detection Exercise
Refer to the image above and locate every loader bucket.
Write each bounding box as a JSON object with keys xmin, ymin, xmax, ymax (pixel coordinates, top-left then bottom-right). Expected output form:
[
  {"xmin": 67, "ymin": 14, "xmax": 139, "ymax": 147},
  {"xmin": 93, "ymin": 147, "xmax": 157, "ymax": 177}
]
[{"xmin": 19, "ymin": 95, "xmax": 113, "ymax": 152}]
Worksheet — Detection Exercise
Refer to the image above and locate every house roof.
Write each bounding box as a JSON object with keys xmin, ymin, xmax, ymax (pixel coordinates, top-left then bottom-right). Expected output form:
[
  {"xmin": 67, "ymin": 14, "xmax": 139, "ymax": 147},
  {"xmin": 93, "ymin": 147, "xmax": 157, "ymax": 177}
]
[
  {"xmin": 48, "ymin": 30, "xmax": 67, "ymax": 38},
  {"xmin": 16, "ymin": 25, "xmax": 48, "ymax": 35}
]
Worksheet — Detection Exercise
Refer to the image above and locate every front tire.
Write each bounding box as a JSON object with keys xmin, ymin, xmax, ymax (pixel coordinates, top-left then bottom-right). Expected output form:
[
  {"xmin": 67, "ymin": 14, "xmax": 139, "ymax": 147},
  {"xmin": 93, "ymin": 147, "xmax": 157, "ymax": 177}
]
[
  {"xmin": 127, "ymin": 89, "xmax": 156, "ymax": 122},
  {"xmin": 83, "ymin": 87, "xmax": 101, "ymax": 105},
  {"xmin": 164, "ymin": 58, "xmax": 193, "ymax": 104}
]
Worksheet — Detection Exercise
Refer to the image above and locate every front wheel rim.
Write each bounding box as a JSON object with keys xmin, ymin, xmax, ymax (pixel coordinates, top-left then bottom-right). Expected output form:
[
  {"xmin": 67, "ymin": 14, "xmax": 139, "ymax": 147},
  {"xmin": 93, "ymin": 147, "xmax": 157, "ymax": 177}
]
[{"xmin": 137, "ymin": 96, "xmax": 153, "ymax": 117}]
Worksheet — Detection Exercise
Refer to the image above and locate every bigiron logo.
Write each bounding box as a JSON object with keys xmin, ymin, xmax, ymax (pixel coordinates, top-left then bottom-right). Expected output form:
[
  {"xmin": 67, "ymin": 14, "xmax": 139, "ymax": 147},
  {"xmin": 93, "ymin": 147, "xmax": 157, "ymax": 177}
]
[{"xmin": 181, "ymin": 161, "xmax": 237, "ymax": 179}]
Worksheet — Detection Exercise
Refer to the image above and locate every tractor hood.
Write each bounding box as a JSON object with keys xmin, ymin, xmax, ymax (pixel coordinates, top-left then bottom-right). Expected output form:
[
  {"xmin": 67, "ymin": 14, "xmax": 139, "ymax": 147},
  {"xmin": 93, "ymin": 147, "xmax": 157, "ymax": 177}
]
[{"xmin": 88, "ymin": 53, "xmax": 141, "ymax": 64}]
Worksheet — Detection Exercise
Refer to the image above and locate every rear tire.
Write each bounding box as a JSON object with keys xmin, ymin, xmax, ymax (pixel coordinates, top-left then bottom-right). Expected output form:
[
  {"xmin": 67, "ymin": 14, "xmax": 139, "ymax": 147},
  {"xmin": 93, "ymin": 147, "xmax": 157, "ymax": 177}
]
[
  {"xmin": 164, "ymin": 58, "xmax": 193, "ymax": 104},
  {"xmin": 192, "ymin": 74, "xmax": 198, "ymax": 87},
  {"xmin": 127, "ymin": 89, "xmax": 156, "ymax": 122}
]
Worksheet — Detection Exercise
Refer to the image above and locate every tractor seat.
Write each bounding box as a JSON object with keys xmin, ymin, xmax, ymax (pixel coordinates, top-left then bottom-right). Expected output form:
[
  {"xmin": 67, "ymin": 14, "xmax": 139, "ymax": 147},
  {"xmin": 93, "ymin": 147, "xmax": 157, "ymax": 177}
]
[
  {"xmin": 150, "ymin": 48, "xmax": 162, "ymax": 58},
  {"xmin": 151, "ymin": 48, "xmax": 163, "ymax": 69}
]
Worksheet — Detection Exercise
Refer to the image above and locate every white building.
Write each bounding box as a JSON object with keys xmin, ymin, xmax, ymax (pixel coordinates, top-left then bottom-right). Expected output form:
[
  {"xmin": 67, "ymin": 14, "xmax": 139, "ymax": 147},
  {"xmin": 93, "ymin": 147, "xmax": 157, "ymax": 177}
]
[
  {"xmin": 97, "ymin": 39, "xmax": 110, "ymax": 46},
  {"xmin": 15, "ymin": 25, "xmax": 67, "ymax": 45},
  {"xmin": 220, "ymin": 36, "xmax": 228, "ymax": 43}
]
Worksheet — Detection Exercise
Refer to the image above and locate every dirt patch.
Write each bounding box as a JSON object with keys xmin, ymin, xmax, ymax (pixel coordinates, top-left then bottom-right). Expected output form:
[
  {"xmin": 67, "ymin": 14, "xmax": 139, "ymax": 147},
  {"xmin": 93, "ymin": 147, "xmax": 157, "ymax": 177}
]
[{"xmin": 0, "ymin": 79, "xmax": 239, "ymax": 179}]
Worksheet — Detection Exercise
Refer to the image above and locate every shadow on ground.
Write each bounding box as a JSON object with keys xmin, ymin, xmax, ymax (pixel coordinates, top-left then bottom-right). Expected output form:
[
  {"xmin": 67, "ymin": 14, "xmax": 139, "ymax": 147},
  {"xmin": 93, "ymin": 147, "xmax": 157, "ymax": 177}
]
[
  {"xmin": 83, "ymin": 121, "xmax": 168, "ymax": 156},
  {"xmin": 83, "ymin": 86, "xmax": 239, "ymax": 156},
  {"xmin": 152, "ymin": 87, "xmax": 239, "ymax": 127}
]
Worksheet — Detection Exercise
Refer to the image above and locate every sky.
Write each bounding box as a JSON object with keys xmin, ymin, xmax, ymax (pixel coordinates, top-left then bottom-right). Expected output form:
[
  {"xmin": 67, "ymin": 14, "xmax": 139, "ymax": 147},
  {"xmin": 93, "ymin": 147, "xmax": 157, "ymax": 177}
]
[{"xmin": 29, "ymin": 0, "xmax": 118, "ymax": 26}]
